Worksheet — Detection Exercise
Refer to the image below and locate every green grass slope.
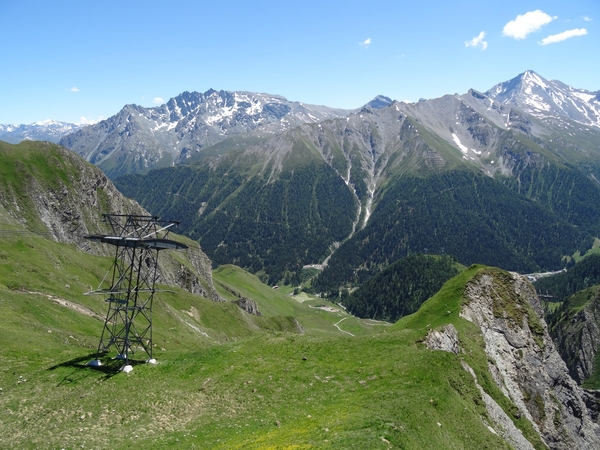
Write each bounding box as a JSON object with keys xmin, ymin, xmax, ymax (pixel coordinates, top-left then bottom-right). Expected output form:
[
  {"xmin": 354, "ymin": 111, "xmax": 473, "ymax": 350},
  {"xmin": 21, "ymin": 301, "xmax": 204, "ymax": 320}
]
[
  {"xmin": 213, "ymin": 264, "xmax": 392, "ymax": 337},
  {"xmin": 1, "ymin": 233, "xmax": 549, "ymax": 450}
]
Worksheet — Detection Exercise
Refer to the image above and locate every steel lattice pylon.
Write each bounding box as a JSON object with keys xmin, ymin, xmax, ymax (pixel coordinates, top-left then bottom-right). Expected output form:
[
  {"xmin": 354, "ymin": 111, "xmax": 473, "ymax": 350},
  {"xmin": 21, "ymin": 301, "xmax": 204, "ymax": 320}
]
[{"xmin": 84, "ymin": 214, "xmax": 187, "ymax": 371}]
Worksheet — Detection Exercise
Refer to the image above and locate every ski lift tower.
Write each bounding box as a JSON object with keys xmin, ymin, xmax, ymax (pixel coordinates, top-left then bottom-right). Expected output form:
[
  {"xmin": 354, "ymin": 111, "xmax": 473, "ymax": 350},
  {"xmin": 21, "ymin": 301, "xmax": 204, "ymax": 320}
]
[{"xmin": 84, "ymin": 214, "xmax": 187, "ymax": 372}]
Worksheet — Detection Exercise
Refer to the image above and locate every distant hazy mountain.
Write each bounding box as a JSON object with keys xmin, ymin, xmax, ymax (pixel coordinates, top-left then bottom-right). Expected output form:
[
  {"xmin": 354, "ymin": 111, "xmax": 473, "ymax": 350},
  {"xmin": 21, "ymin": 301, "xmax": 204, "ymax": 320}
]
[
  {"xmin": 0, "ymin": 120, "xmax": 81, "ymax": 144},
  {"xmin": 59, "ymin": 90, "xmax": 359, "ymax": 178},
  {"xmin": 486, "ymin": 70, "xmax": 600, "ymax": 128}
]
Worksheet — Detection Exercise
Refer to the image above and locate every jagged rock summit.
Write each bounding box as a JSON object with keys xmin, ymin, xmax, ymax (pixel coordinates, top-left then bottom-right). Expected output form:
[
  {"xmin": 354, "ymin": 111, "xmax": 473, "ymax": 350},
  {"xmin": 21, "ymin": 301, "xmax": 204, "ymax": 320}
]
[{"xmin": 365, "ymin": 95, "xmax": 393, "ymax": 109}]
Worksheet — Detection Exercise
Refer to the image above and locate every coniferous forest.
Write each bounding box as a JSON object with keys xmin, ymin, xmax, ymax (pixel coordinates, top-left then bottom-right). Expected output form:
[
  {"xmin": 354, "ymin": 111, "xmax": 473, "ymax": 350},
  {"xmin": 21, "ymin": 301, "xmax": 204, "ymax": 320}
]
[
  {"xmin": 314, "ymin": 170, "xmax": 594, "ymax": 292},
  {"xmin": 534, "ymin": 254, "xmax": 600, "ymax": 304},
  {"xmin": 338, "ymin": 254, "xmax": 463, "ymax": 322},
  {"xmin": 118, "ymin": 166, "xmax": 596, "ymax": 290},
  {"xmin": 115, "ymin": 158, "xmax": 357, "ymax": 284}
]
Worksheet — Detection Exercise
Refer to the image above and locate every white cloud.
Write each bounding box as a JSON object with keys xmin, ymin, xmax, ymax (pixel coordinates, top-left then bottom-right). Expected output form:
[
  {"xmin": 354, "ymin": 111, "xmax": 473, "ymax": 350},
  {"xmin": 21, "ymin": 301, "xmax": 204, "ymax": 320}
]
[
  {"xmin": 540, "ymin": 28, "xmax": 588, "ymax": 45},
  {"xmin": 359, "ymin": 38, "xmax": 372, "ymax": 48},
  {"xmin": 465, "ymin": 31, "xmax": 488, "ymax": 50},
  {"xmin": 70, "ymin": 87, "xmax": 80, "ymax": 92},
  {"xmin": 79, "ymin": 116, "xmax": 105, "ymax": 125},
  {"xmin": 583, "ymin": 16, "xmax": 592, "ymax": 22},
  {"xmin": 153, "ymin": 97, "xmax": 164, "ymax": 104},
  {"xmin": 503, "ymin": 10, "xmax": 555, "ymax": 39}
]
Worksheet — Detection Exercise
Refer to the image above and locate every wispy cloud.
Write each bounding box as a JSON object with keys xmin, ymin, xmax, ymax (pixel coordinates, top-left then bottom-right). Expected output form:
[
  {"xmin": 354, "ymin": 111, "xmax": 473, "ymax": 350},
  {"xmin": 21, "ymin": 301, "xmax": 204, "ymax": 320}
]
[
  {"xmin": 465, "ymin": 31, "xmax": 488, "ymax": 50},
  {"xmin": 70, "ymin": 87, "xmax": 80, "ymax": 92},
  {"xmin": 503, "ymin": 10, "xmax": 555, "ymax": 39},
  {"xmin": 540, "ymin": 28, "xmax": 588, "ymax": 45},
  {"xmin": 583, "ymin": 16, "xmax": 593, "ymax": 22},
  {"xmin": 153, "ymin": 97, "xmax": 164, "ymax": 104},
  {"xmin": 359, "ymin": 38, "xmax": 372, "ymax": 48}
]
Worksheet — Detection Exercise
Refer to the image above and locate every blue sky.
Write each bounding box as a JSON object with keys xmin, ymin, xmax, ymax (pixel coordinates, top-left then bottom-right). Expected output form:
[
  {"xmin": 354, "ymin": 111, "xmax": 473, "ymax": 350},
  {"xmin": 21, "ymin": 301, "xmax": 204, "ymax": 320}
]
[{"xmin": 0, "ymin": 0, "xmax": 597, "ymax": 124}]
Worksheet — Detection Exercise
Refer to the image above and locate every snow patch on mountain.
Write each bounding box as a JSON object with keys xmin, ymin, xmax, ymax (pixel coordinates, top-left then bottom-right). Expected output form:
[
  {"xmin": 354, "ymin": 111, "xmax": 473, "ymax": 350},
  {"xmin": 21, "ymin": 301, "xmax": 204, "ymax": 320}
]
[{"xmin": 452, "ymin": 133, "xmax": 468, "ymax": 154}]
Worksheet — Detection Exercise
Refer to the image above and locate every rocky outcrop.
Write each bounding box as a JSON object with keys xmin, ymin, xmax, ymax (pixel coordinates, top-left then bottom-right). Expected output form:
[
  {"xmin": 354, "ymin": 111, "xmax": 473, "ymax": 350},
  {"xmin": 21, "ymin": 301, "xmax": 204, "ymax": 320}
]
[
  {"xmin": 425, "ymin": 321, "xmax": 538, "ymax": 449},
  {"xmin": 461, "ymin": 269, "xmax": 600, "ymax": 449},
  {"xmin": 424, "ymin": 324, "xmax": 460, "ymax": 354},
  {"xmin": 0, "ymin": 142, "xmax": 143, "ymax": 248},
  {"xmin": 234, "ymin": 297, "xmax": 262, "ymax": 316},
  {"xmin": 461, "ymin": 360, "xmax": 537, "ymax": 450},
  {"xmin": 551, "ymin": 295, "xmax": 600, "ymax": 385},
  {"xmin": 160, "ymin": 241, "xmax": 224, "ymax": 303}
]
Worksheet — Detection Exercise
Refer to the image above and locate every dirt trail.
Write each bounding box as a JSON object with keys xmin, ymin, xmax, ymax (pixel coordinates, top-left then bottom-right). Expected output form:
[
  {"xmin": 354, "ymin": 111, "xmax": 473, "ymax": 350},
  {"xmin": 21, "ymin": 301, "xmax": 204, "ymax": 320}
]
[
  {"xmin": 333, "ymin": 317, "xmax": 355, "ymax": 337},
  {"xmin": 16, "ymin": 289, "xmax": 104, "ymax": 320}
]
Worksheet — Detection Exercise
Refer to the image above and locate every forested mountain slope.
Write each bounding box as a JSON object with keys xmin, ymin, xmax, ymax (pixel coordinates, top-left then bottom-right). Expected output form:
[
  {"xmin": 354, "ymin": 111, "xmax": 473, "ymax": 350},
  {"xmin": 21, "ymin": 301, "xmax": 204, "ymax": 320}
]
[
  {"xmin": 339, "ymin": 254, "xmax": 464, "ymax": 322},
  {"xmin": 116, "ymin": 149, "xmax": 358, "ymax": 285},
  {"xmin": 534, "ymin": 254, "xmax": 600, "ymax": 303},
  {"xmin": 314, "ymin": 170, "xmax": 595, "ymax": 290}
]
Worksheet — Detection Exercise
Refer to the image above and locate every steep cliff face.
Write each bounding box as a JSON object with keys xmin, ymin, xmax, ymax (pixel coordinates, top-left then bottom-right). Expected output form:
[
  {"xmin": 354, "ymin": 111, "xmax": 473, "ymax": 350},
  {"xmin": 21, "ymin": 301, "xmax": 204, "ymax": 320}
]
[
  {"xmin": 0, "ymin": 140, "xmax": 222, "ymax": 301},
  {"xmin": 460, "ymin": 270, "xmax": 600, "ymax": 449},
  {"xmin": 551, "ymin": 292, "xmax": 600, "ymax": 386}
]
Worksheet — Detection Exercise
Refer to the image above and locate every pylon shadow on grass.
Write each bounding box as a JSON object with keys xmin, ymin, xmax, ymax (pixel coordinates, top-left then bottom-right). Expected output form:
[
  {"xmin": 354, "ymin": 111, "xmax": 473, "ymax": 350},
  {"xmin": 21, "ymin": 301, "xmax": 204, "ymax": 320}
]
[{"xmin": 47, "ymin": 352, "xmax": 146, "ymax": 384}]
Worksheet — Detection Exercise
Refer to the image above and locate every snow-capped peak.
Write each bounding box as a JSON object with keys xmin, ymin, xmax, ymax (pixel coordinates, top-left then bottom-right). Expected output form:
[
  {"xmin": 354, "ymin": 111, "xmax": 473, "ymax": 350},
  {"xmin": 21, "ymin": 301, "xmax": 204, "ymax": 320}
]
[
  {"xmin": 485, "ymin": 70, "xmax": 600, "ymax": 128},
  {"xmin": 522, "ymin": 70, "xmax": 549, "ymax": 90},
  {"xmin": 33, "ymin": 119, "xmax": 55, "ymax": 126}
]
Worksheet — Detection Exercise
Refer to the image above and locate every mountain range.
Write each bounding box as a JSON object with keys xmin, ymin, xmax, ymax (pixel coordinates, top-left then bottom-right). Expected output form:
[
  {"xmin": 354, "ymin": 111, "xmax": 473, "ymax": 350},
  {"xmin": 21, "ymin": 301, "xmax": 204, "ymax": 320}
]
[
  {"xmin": 3, "ymin": 70, "xmax": 600, "ymax": 289},
  {"xmin": 486, "ymin": 70, "xmax": 600, "ymax": 128},
  {"xmin": 52, "ymin": 70, "xmax": 599, "ymax": 179},
  {"xmin": 59, "ymin": 91, "xmax": 388, "ymax": 178},
  {"xmin": 104, "ymin": 71, "xmax": 600, "ymax": 286}
]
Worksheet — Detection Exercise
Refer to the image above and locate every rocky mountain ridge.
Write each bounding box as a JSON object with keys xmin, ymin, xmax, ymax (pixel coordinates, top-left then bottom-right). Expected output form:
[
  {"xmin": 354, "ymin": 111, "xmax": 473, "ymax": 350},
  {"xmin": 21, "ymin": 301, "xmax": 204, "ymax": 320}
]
[
  {"xmin": 58, "ymin": 89, "xmax": 357, "ymax": 177},
  {"xmin": 56, "ymin": 70, "xmax": 600, "ymax": 180},
  {"xmin": 427, "ymin": 268, "xmax": 600, "ymax": 449}
]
